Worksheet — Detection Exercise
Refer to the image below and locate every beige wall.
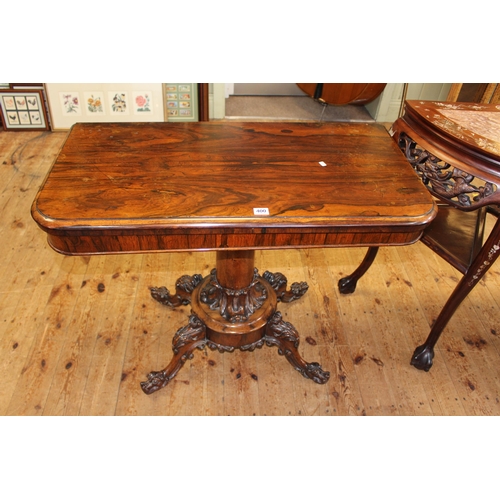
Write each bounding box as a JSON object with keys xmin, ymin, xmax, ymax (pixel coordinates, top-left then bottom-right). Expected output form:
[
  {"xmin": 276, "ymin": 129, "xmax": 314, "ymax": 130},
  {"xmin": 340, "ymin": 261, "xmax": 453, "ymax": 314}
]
[{"xmin": 210, "ymin": 83, "xmax": 226, "ymax": 119}]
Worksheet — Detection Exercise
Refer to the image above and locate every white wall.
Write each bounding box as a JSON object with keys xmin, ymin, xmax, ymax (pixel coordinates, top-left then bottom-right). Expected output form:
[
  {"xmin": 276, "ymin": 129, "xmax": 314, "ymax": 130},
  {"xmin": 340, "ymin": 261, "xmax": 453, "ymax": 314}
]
[{"xmin": 366, "ymin": 83, "xmax": 452, "ymax": 122}]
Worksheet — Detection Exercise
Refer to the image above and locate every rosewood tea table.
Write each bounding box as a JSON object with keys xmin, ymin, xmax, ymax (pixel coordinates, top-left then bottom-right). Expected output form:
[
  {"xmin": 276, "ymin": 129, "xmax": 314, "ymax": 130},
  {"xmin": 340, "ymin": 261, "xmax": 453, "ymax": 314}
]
[{"xmin": 31, "ymin": 121, "xmax": 436, "ymax": 394}]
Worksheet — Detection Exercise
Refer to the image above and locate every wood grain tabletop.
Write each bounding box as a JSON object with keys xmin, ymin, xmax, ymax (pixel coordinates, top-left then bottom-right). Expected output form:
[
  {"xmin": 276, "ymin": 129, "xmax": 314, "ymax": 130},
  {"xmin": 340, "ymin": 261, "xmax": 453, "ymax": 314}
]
[{"xmin": 32, "ymin": 121, "xmax": 437, "ymax": 254}]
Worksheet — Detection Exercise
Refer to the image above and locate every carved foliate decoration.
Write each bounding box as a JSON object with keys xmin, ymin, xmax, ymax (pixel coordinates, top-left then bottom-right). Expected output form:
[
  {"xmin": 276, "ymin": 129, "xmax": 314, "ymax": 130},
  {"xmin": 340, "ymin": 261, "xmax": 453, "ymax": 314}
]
[
  {"xmin": 262, "ymin": 270, "xmax": 309, "ymax": 302},
  {"xmin": 397, "ymin": 132, "xmax": 497, "ymax": 208},
  {"xmin": 150, "ymin": 274, "xmax": 203, "ymax": 307},
  {"xmin": 265, "ymin": 311, "xmax": 300, "ymax": 349},
  {"xmin": 172, "ymin": 314, "xmax": 207, "ymax": 354},
  {"xmin": 200, "ymin": 268, "xmax": 267, "ymax": 323}
]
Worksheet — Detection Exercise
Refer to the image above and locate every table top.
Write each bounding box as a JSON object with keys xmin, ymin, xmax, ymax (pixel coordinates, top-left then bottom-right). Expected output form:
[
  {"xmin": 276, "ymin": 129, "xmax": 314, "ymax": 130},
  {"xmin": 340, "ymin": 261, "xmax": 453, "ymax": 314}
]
[
  {"xmin": 32, "ymin": 121, "xmax": 437, "ymax": 255},
  {"xmin": 403, "ymin": 100, "xmax": 500, "ymax": 157},
  {"xmin": 397, "ymin": 101, "xmax": 500, "ymax": 166}
]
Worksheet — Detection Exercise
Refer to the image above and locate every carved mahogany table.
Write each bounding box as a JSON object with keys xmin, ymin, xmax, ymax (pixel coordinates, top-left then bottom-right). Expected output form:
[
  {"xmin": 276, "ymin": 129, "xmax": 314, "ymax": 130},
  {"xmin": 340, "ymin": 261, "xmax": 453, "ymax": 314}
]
[
  {"xmin": 341, "ymin": 101, "xmax": 500, "ymax": 371},
  {"xmin": 31, "ymin": 121, "xmax": 436, "ymax": 394}
]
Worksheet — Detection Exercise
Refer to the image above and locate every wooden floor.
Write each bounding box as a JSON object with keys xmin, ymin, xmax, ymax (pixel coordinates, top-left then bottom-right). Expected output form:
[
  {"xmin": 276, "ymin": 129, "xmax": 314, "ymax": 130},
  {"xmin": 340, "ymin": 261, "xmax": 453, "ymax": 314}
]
[{"xmin": 2, "ymin": 129, "xmax": 500, "ymax": 416}]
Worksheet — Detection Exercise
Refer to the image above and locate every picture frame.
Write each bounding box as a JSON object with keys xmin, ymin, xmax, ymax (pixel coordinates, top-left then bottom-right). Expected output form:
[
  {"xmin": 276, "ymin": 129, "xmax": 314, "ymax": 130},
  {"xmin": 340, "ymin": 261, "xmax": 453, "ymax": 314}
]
[
  {"xmin": 0, "ymin": 89, "xmax": 49, "ymax": 131},
  {"xmin": 162, "ymin": 83, "xmax": 198, "ymax": 122}
]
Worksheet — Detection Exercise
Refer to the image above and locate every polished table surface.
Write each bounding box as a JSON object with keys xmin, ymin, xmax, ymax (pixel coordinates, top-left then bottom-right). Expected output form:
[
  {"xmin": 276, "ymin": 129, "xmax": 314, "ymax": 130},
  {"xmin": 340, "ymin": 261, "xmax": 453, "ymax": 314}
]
[
  {"xmin": 32, "ymin": 122, "xmax": 436, "ymax": 254},
  {"xmin": 32, "ymin": 121, "xmax": 437, "ymax": 394}
]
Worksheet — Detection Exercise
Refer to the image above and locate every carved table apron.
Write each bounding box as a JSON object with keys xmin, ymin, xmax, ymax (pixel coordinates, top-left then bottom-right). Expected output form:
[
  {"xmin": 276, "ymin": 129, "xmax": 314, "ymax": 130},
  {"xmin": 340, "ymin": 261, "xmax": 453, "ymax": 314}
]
[{"xmin": 31, "ymin": 122, "xmax": 436, "ymax": 395}]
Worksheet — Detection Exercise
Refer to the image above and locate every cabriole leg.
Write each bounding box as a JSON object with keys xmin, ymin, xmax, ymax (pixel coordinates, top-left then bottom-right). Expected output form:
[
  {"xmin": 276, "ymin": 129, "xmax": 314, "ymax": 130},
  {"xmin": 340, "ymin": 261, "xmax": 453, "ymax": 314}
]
[
  {"xmin": 338, "ymin": 247, "xmax": 379, "ymax": 294},
  {"xmin": 411, "ymin": 217, "xmax": 500, "ymax": 371}
]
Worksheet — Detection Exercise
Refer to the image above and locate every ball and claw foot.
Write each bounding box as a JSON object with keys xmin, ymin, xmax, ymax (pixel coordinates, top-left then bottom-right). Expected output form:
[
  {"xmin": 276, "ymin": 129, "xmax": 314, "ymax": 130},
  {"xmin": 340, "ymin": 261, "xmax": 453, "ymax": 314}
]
[
  {"xmin": 338, "ymin": 275, "xmax": 358, "ymax": 294},
  {"xmin": 338, "ymin": 247, "xmax": 379, "ymax": 295},
  {"xmin": 410, "ymin": 344, "xmax": 434, "ymax": 372}
]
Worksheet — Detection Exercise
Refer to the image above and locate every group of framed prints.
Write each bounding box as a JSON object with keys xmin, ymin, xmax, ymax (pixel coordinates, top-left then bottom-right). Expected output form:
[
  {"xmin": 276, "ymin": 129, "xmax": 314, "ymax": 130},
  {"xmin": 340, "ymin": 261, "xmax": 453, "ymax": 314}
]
[
  {"xmin": 58, "ymin": 90, "xmax": 154, "ymax": 116},
  {"xmin": 0, "ymin": 84, "xmax": 50, "ymax": 131},
  {"xmin": 0, "ymin": 83, "xmax": 200, "ymax": 131}
]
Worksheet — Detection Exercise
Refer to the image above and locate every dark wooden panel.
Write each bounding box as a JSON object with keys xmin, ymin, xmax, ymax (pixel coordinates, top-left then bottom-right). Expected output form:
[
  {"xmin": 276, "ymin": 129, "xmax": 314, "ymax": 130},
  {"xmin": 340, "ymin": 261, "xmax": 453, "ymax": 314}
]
[{"xmin": 197, "ymin": 83, "xmax": 209, "ymax": 121}]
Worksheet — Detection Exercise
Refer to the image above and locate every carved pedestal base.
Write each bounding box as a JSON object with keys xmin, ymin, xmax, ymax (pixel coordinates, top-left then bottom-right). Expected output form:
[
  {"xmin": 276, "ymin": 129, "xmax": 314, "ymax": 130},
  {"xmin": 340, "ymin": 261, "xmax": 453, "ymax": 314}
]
[{"xmin": 141, "ymin": 254, "xmax": 329, "ymax": 395}]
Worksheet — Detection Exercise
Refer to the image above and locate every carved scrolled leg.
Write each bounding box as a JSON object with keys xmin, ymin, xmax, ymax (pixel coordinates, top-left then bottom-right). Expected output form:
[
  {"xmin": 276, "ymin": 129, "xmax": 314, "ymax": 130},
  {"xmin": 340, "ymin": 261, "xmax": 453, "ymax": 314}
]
[
  {"xmin": 262, "ymin": 270, "xmax": 309, "ymax": 303},
  {"xmin": 150, "ymin": 274, "xmax": 203, "ymax": 307},
  {"xmin": 264, "ymin": 311, "xmax": 330, "ymax": 384},
  {"xmin": 140, "ymin": 314, "xmax": 207, "ymax": 395},
  {"xmin": 338, "ymin": 247, "xmax": 379, "ymax": 294}
]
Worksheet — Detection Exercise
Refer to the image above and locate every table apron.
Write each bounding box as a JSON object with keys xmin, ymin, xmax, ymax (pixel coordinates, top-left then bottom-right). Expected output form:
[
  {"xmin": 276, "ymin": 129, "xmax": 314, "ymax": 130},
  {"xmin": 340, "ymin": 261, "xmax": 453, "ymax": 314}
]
[{"xmin": 44, "ymin": 226, "xmax": 428, "ymax": 255}]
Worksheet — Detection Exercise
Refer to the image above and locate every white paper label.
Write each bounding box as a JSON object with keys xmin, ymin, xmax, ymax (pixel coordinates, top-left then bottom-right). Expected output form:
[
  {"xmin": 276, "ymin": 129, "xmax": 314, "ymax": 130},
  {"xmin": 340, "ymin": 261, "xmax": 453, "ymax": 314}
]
[
  {"xmin": 319, "ymin": 161, "xmax": 327, "ymax": 167},
  {"xmin": 253, "ymin": 207, "xmax": 270, "ymax": 215}
]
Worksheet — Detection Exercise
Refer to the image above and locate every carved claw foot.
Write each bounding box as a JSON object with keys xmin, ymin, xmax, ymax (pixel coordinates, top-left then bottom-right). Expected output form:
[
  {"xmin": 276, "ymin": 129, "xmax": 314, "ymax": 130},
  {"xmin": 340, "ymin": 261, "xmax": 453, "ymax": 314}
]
[
  {"xmin": 150, "ymin": 274, "xmax": 203, "ymax": 307},
  {"xmin": 338, "ymin": 247, "xmax": 379, "ymax": 295},
  {"xmin": 140, "ymin": 314, "xmax": 207, "ymax": 395},
  {"xmin": 265, "ymin": 311, "xmax": 330, "ymax": 384},
  {"xmin": 338, "ymin": 275, "xmax": 358, "ymax": 294},
  {"xmin": 410, "ymin": 344, "xmax": 434, "ymax": 372},
  {"xmin": 301, "ymin": 362, "xmax": 330, "ymax": 384},
  {"xmin": 262, "ymin": 270, "xmax": 309, "ymax": 303},
  {"xmin": 140, "ymin": 370, "xmax": 172, "ymax": 395}
]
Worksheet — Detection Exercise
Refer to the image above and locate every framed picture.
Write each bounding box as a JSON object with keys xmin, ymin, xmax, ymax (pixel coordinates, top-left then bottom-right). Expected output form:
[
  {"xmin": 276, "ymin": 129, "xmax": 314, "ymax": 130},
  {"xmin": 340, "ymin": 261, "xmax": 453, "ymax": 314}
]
[
  {"xmin": 163, "ymin": 83, "xmax": 198, "ymax": 122},
  {"xmin": 132, "ymin": 91, "xmax": 153, "ymax": 114},
  {"xmin": 84, "ymin": 92, "xmax": 105, "ymax": 115},
  {"xmin": 109, "ymin": 91, "xmax": 130, "ymax": 115},
  {"xmin": 59, "ymin": 92, "xmax": 82, "ymax": 116},
  {"xmin": 0, "ymin": 89, "xmax": 49, "ymax": 131}
]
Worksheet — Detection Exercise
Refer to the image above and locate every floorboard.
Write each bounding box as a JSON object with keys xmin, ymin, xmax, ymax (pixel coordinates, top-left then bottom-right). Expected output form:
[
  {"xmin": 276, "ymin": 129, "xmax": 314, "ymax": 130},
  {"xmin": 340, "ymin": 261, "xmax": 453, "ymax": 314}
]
[{"xmin": 1, "ymin": 129, "xmax": 500, "ymax": 416}]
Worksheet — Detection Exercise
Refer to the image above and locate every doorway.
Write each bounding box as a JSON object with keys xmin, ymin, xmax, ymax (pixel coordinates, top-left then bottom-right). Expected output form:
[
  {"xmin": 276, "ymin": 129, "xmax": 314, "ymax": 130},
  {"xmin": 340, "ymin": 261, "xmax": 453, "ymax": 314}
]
[{"xmin": 231, "ymin": 83, "xmax": 307, "ymax": 96}]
